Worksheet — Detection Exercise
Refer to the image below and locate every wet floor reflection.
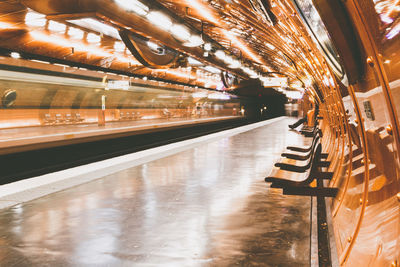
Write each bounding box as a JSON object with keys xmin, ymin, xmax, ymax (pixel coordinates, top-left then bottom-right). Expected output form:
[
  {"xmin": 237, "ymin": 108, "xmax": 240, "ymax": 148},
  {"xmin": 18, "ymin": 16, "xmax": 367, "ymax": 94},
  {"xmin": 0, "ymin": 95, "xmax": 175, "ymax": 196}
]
[{"xmin": 0, "ymin": 118, "xmax": 310, "ymax": 266}]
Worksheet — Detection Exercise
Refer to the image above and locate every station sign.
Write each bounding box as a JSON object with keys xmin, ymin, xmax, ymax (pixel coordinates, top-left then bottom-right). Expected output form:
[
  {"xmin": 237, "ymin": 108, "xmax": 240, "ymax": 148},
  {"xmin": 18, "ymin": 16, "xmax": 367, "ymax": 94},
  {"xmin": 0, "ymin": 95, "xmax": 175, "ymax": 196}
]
[
  {"xmin": 107, "ymin": 80, "xmax": 130, "ymax": 90},
  {"xmin": 261, "ymin": 77, "xmax": 288, "ymax": 87}
]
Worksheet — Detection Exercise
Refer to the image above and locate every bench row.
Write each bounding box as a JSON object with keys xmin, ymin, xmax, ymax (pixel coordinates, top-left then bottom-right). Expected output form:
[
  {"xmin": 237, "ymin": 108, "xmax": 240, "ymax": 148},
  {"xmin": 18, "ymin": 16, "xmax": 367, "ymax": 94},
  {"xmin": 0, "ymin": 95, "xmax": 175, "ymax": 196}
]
[{"xmin": 265, "ymin": 124, "xmax": 338, "ymax": 197}]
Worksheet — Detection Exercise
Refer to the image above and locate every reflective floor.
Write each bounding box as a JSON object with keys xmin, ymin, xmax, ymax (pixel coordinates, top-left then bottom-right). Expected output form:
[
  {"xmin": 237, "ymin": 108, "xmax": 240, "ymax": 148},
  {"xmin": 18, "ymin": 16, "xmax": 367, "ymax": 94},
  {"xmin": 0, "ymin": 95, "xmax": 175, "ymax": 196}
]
[{"xmin": 0, "ymin": 118, "xmax": 311, "ymax": 266}]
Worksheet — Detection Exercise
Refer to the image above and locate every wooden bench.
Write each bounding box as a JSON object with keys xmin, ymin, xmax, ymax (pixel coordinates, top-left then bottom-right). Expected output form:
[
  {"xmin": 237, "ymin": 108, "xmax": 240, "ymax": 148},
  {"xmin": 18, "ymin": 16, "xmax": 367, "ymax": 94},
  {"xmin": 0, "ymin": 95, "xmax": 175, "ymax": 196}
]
[
  {"xmin": 299, "ymin": 116, "xmax": 323, "ymax": 137},
  {"xmin": 65, "ymin": 113, "xmax": 72, "ymax": 123},
  {"xmin": 281, "ymin": 131, "xmax": 328, "ymax": 161},
  {"xmin": 74, "ymin": 113, "xmax": 84, "ymax": 122},
  {"xmin": 265, "ymin": 129, "xmax": 338, "ymax": 197},
  {"xmin": 275, "ymin": 133, "xmax": 323, "ymax": 172},
  {"xmin": 55, "ymin": 114, "xmax": 64, "ymax": 123},
  {"xmin": 43, "ymin": 113, "xmax": 55, "ymax": 124}
]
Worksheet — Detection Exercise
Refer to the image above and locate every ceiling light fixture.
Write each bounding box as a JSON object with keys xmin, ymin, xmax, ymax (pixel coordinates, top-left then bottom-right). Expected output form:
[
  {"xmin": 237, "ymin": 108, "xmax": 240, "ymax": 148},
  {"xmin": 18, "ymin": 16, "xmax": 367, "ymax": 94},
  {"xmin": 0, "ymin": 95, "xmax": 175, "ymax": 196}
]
[
  {"xmin": 114, "ymin": 0, "xmax": 149, "ymax": 16},
  {"xmin": 146, "ymin": 11, "xmax": 172, "ymax": 31},
  {"xmin": 215, "ymin": 50, "xmax": 226, "ymax": 60},
  {"xmin": 114, "ymin": 41, "xmax": 126, "ymax": 52},
  {"xmin": 223, "ymin": 55, "xmax": 234, "ymax": 65},
  {"xmin": 68, "ymin": 27, "xmax": 84, "ymax": 39},
  {"xmin": 204, "ymin": 43, "xmax": 212, "ymax": 51},
  {"xmin": 25, "ymin": 11, "xmax": 47, "ymax": 27},
  {"xmin": 67, "ymin": 18, "xmax": 120, "ymax": 40},
  {"xmin": 229, "ymin": 59, "xmax": 241, "ymax": 69},
  {"xmin": 171, "ymin": 24, "xmax": 191, "ymax": 41},
  {"xmin": 188, "ymin": 57, "xmax": 203, "ymax": 65},
  {"xmin": 87, "ymin": 33, "xmax": 101, "ymax": 43},
  {"xmin": 203, "ymin": 65, "xmax": 221, "ymax": 74},
  {"xmin": 183, "ymin": 35, "xmax": 204, "ymax": 47},
  {"xmin": 47, "ymin": 20, "xmax": 66, "ymax": 33}
]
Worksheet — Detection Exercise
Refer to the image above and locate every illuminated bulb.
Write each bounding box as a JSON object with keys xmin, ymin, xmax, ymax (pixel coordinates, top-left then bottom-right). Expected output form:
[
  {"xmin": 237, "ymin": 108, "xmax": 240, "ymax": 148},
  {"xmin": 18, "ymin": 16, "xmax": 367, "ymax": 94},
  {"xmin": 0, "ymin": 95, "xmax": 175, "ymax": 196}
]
[
  {"xmin": 224, "ymin": 55, "xmax": 234, "ymax": 65},
  {"xmin": 114, "ymin": 0, "xmax": 149, "ymax": 16},
  {"xmin": 204, "ymin": 42, "xmax": 212, "ymax": 51},
  {"xmin": 229, "ymin": 59, "xmax": 241, "ymax": 69},
  {"xmin": 171, "ymin": 24, "xmax": 190, "ymax": 41},
  {"xmin": 146, "ymin": 11, "xmax": 172, "ymax": 31},
  {"xmin": 266, "ymin": 43, "xmax": 275, "ymax": 50},
  {"xmin": 188, "ymin": 57, "xmax": 202, "ymax": 65},
  {"xmin": 203, "ymin": 65, "xmax": 221, "ymax": 74},
  {"xmin": 68, "ymin": 27, "xmax": 84, "ymax": 39},
  {"xmin": 87, "ymin": 33, "xmax": 101, "ymax": 43},
  {"xmin": 47, "ymin": 20, "xmax": 66, "ymax": 33},
  {"xmin": 10, "ymin": 52, "xmax": 20, "ymax": 59},
  {"xmin": 25, "ymin": 11, "xmax": 47, "ymax": 27},
  {"xmin": 242, "ymin": 67, "xmax": 251, "ymax": 74},
  {"xmin": 184, "ymin": 35, "xmax": 204, "ymax": 47},
  {"xmin": 215, "ymin": 50, "xmax": 226, "ymax": 60},
  {"xmin": 114, "ymin": 41, "xmax": 125, "ymax": 52}
]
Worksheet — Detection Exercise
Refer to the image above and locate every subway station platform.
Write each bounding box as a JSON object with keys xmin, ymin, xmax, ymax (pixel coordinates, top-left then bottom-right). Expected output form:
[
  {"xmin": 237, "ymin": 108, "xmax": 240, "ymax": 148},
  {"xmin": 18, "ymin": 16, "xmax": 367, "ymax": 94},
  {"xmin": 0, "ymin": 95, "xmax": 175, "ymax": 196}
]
[
  {"xmin": 0, "ymin": 117, "xmax": 311, "ymax": 266},
  {"xmin": 0, "ymin": 116, "xmax": 240, "ymax": 154}
]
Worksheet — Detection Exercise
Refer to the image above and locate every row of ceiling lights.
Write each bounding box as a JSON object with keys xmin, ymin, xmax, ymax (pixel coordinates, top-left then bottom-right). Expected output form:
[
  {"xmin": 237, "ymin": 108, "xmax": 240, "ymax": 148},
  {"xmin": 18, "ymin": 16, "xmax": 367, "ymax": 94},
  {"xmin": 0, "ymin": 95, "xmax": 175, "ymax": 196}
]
[
  {"xmin": 115, "ymin": 0, "xmax": 204, "ymax": 47},
  {"xmin": 113, "ymin": 0, "xmax": 269, "ymax": 80},
  {"xmin": 26, "ymin": 12, "xmax": 127, "ymax": 52},
  {"xmin": 23, "ymin": 2, "xmax": 289, "ymax": 90},
  {"xmin": 23, "ymin": 10, "xmax": 223, "ymax": 84}
]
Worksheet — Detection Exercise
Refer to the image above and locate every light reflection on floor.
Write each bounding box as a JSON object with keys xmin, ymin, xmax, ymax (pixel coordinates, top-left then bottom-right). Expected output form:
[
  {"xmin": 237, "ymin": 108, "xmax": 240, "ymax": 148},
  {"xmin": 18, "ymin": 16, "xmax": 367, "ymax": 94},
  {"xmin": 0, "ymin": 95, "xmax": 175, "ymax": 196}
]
[{"xmin": 0, "ymin": 118, "xmax": 310, "ymax": 266}]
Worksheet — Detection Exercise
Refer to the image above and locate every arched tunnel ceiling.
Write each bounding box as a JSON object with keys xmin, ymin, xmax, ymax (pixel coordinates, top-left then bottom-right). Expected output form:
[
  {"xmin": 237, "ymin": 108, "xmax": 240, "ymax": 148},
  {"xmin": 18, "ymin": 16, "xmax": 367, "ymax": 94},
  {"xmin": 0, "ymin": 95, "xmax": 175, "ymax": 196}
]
[{"xmin": 0, "ymin": 0, "xmax": 334, "ymax": 99}]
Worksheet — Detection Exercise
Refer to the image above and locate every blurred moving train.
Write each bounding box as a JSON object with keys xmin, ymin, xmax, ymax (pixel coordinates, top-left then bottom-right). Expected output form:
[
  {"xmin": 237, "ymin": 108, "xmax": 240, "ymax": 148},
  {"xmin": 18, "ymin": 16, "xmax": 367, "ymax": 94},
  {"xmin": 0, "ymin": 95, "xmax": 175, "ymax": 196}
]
[
  {"xmin": 0, "ymin": 66, "xmax": 242, "ymax": 129},
  {"xmin": 1, "ymin": 0, "xmax": 400, "ymax": 265}
]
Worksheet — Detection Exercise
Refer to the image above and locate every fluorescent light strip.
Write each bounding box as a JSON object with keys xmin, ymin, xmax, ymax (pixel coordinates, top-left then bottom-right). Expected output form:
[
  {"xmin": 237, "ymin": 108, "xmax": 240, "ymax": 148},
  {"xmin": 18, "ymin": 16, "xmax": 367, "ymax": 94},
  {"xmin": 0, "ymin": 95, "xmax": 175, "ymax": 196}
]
[
  {"xmin": 146, "ymin": 11, "xmax": 172, "ymax": 31},
  {"xmin": 48, "ymin": 20, "xmax": 66, "ymax": 32},
  {"xmin": 171, "ymin": 24, "xmax": 191, "ymax": 41},
  {"xmin": 215, "ymin": 50, "xmax": 225, "ymax": 60},
  {"xmin": 68, "ymin": 27, "xmax": 84, "ymax": 39},
  {"xmin": 114, "ymin": 41, "xmax": 126, "ymax": 52},
  {"xmin": 67, "ymin": 18, "xmax": 121, "ymax": 40},
  {"xmin": 25, "ymin": 11, "xmax": 47, "ymax": 27},
  {"xmin": 203, "ymin": 66, "xmax": 221, "ymax": 74},
  {"xmin": 183, "ymin": 35, "xmax": 204, "ymax": 47},
  {"xmin": 87, "ymin": 32, "xmax": 101, "ymax": 43},
  {"xmin": 30, "ymin": 31, "xmax": 137, "ymax": 65},
  {"xmin": 188, "ymin": 57, "xmax": 203, "ymax": 65}
]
